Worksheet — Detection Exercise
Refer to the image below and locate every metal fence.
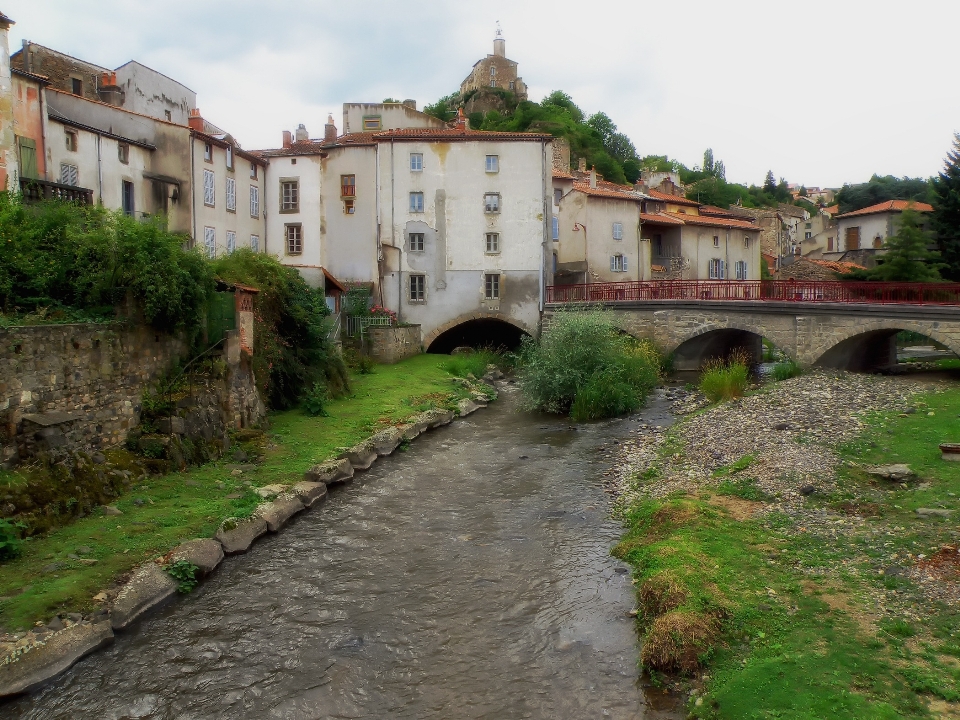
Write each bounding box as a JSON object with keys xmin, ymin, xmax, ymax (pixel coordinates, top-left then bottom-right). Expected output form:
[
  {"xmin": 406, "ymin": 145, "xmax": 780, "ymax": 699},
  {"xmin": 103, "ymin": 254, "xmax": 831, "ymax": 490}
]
[
  {"xmin": 343, "ymin": 314, "xmax": 394, "ymax": 339},
  {"xmin": 545, "ymin": 280, "xmax": 960, "ymax": 306}
]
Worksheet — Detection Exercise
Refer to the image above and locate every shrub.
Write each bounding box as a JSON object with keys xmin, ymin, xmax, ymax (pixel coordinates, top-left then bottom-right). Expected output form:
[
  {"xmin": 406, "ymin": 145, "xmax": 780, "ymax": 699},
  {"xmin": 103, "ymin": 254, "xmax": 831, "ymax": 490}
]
[
  {"xmin": 699, "ymin": 352, "xmax": 750, "ymax": 403},
  {"xmin": 771, "ymin": 358, "xmax": 803, "ymax": 381},
  {"xmin": 640, "ymin": 610, "xmax": 719, "ymax": 674},
  {"xmin": 166, "ymin": 559, "xmax": 199, "ymax": 593},
  {"xmin": 441, "ymin": 348, "xmax": 503, "ymax": 378},
  {"xmin": 343, "ymin": 348, "xmax": 375, "ymax": 375},
  {"xmin": 0, "ymin": 519, "xmax": 25, "ymax": 561},
  {"xmin": 517, "ymin": 308, "xmax": 660, "ymax": 419},
  {"xmin": 302, "ymin": 383, "xmax": 329, "ymax": 417}
]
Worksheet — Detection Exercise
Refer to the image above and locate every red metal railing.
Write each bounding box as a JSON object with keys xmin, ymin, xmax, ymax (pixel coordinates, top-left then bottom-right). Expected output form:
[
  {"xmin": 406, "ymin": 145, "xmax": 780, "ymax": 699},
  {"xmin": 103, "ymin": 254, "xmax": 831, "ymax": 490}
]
[{"xmin": 545, "ymin": 280, "xmax": 960, "ymax": 306}]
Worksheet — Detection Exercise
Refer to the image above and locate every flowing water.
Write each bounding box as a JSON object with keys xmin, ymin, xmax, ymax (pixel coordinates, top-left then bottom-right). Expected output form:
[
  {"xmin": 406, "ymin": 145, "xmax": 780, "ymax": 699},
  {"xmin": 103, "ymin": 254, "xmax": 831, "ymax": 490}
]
[{"xmin": 6, "ymin": 384, "xmax": 682, "ymax": 720}]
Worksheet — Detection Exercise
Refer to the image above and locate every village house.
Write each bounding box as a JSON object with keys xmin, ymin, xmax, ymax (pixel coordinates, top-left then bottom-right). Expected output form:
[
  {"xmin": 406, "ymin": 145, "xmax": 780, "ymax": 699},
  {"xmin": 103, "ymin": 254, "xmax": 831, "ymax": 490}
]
[
  {"xmin": 796, "ymin": 211, "xmax": 837, "ymax": 257},
  {"xmin": 828, "ymin": 199, "xmax": 934, "ymax": 268}
]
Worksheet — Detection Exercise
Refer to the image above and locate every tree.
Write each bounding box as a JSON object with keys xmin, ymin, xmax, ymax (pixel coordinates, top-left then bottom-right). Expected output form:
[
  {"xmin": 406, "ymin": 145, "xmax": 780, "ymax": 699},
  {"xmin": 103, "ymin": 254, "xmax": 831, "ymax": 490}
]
[
  {"xmin": 932, "ymin": 132, "xmax": 960, "ymax": 281},
  {"xmin": 799, "ymin": 185, "xmax": 808, "ymax": 197},
  {"xmin": 763, "ymin": 170, "xmax": 777, "ymax": 194},
  {"xmin": 703, "ymin": 148, "xmax": 715, "ymax": 176},
  {"xmin": 586, "ymin": 112, "xmax": 616, "ymax": 144},
  {"xmin": 836, "ymin": 174, "xmax": 932, "ymax": 214},
  {"xmin": 860, "ymin": 209, "xmax": 945, "ymax": 282},
  {"xmin": 714, "ymin": 160, "xmax": 726, "ymax": 182}
]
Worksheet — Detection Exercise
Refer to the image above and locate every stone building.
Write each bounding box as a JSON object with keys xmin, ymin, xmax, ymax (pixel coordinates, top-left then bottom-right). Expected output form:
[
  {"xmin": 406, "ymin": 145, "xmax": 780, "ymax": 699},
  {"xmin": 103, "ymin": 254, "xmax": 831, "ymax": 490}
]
[{"xmin": 459, "ymin": 27, "xmax": 528, "ymax": 103}]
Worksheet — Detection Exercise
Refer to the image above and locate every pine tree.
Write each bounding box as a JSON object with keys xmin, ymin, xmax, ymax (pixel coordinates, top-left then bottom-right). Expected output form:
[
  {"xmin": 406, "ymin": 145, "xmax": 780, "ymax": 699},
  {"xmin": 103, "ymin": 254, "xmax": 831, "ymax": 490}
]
[
  {"xmin": 932, "ymin": 132, "xmax": 960, "ymax": 280},
  {"xmin": 763, "ymin": 170, "xmax": 777, "ymax": 194},
  {"xmin": 867, "ymin": 208, "xmax": 945, "ymax": 281},
  {"xmin": 703, "ymin": 148, "xmax": 714, "ymax": 176}
]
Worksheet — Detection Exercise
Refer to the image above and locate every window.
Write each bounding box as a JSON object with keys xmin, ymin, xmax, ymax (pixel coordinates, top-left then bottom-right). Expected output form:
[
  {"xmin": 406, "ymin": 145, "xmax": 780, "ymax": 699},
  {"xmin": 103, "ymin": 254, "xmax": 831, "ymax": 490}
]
[
  {"xmin": 485, "ymin": 155, "xmax": 499, "ymax": 173},
  {"xmin": 485, "ymin": 232, "xmax": 500, "ymax": 253},
  {"xmin": 484, "ymin": 273, "xmax": 500, "ymax": 300},
  {"xmin": 281, "ymin": 180, "xmax": 299, "ymax": 212},
  {"xmin": 226, "ymin": 231, "xmax": 236, "ymax": 254},
  {"xmin": 509, "ymin": 81, "xmax": 515, "ymax": 90},
  {"xmin": 552, "ymin": 216, "xmax": 559, "ymax": 241},
  {"xmin": 250, "ymin": 163, "xmax": 258, "ymax": 179},
  {"xmin": 250, "ymin": 234, "xmax": 260, "ymax": 252},
  {"xmin": 409, "ymin": 232, "xmax": 425, "ymax": 251},
  {"xmin": 122, "ymin": 181, "xmax": 134, "ymax": 217},
  {"xmin": 805, "ymin": 231, "xmax": 812, "ymax": 240},
  {"xmin": 60, "ymin": 163, "xmax": 79, "ymax": 186},
  {"xmin": 410, "ymin": 192, "xmax": 424, "ymax": 213},
  {"xmin": 655, "ymin": 234, "xmax": 664, "ymax": 257},
  {"xmin": 226, "ymin": 145, "xmax": 234, "ymax": 170},
  {"xmin": 827, "ymin": 237, "xmax": 834, "ymax": 252},
  {"xmin": 341, "ymin": 174, "xmax": 356, "ymax": 197},
  {"xmin": 203, "ymin": 169, "xmax": 215, "ymax": 207},
  {"xmin": 164, "ymin": 110, "xmax": 172, "ymax": 122},
  {"xmin": 490, "ymin": 66, "xmax": 496, "ymax": 78},
  {"xmin": 713, "ymin": 235, "xmax": 720, "ymax": 247},
  {"xmin": 65, "ymin": 129, "xmax": 78, "ymax": 152},
  {"xmin": 845, "ymin": 226, "xmax": 861, "ymax": 250},
  {"xmin": 554, "ymin": 188, "xmax": 563, "ymax": 204},
  {"xmin": 71, "ymin": 77, "xmax": 82, "ymax": 95},
  {"xmin": 804, "ymin": 222, "xmax": 812, "ymax": 229},
  {"xmin": 250, "ymin": 186, "xmax": 260, "ymax": 218},
  {"xmin": 362, "ymin": 116, "xmax": 382, "ymax": 131},
  {"xmin": 409, "ymin": 274, "xmax": 425, "ymax": 302},
  {"xmin": 118, "ymin": 143, "xmax": 129, "ymax": 164},
  {"xmin": 203, "ymin": 226, "xmax": 216, "ymax": 258},
  {"xmin": 613, "ymin": 222, "xmax": 623, "ymax": 240},
  {"xmin": 344, "ymin": 198, "xmax": 355, "ymax": 214},
  {"xmin": 708, "ymin": 258, "xmax": 726, "ymax": 279},
  {"xmin": 873, "ymin": 235, "xmax": 883, "ymax": 249},
  {"xmin": 744, "ymin": 236, "xmax": 750, "ymax": 248},
  {"xmin": 204, "ymin": 143, "xmax": 212, "ymax": 162},
  {"xmin": 410, "ymin": 153, "xmax": 423, "ymax": 172},
  {"xmin": 285, "ymin": 224, "xmax": 302, "ymax": 255},
  {"xmin": 484, "ymin": 193, "xmax": 500, "ymax": 213},
  {"xmin": 17, "ymin": 137, "xmax": 38, "ymax": 179},
  {"xmin": 226, "ymin": 177, "xmax": 237, "ymax": 212},
  {"xmin": 610, "ymin": 254, "xmax": 628, "ymax": 273},
  {"xmin": 735, "ymin": 260, "xmax": 748, "ymax": 280}
]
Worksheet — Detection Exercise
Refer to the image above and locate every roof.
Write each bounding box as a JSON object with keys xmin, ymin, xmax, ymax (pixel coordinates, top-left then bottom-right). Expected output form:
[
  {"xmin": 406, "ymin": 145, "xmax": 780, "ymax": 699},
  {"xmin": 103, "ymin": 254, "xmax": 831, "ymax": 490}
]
[
  {"xmin": 322, "ymin": 268, "xmax": 348, "ymax": 294},
  {"xmin": 372, "ymin": 127, "xmax": 552, "ymax": 142},
  {"xmin": 640, "ymin": 212, "xmax": 684, "ymax": 226},
  {"xmin": 553, "ymin": 169, "xmax": 574, "ymax": 179},
  {"xmin": 0, "ymin": 11, "xmax": 14, "ymax": 26},
  {"xmin": 698, "ymin": 204, "xmax": 751, "ymax": 219},
  {"xmin": 803, "ymin": 259, "xmax": 866, "ymax": 274},
  {"xmin": 254, "ymin": 141, "xmax": 328, "ymax": 158},
  {"xmin": 47, "ymin": 106, "xmax": 157, "ymax": 150},
  {"xmin": 191, "ymin": 129, "xmax": 267, "ymax": 166},
  {"xmin": 824, "ymin": 204, "xmax": 839, "ymax": 215},
  {"xmin": 113, "ymin": 60, "xmax": 195, "ymax": 95},
  {"xmin": 662, "ymin": 212, "xmax": 760, "ymax": 231},
  {"xmin": 571, "ymin": 181, "xmax": 643, "ymax": 202},
  {"xmin": 11, "ymin": 67, "xmax": 49, "ymax": 85},
  {"xmin": 215, "ymin": 278, "xmax": 260, "ymax": 294},
  {"xmin": 836, "ymin": 199, "xmax": 934, "ymax": 219},
  {"xmin": 644, "ymin": 188, "xmax": 700, "ymax": 207},
  {"xmin": 45, "ymin": 87, "xmax": 184, "ymax": 129}
]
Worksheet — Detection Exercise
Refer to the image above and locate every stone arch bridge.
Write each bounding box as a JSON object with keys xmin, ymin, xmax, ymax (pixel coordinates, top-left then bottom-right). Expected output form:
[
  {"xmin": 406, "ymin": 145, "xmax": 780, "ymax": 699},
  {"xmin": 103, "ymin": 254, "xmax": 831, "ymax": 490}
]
[{"xmin": 543, "ymin": 281, "xmax": 960, "ymax": 371}]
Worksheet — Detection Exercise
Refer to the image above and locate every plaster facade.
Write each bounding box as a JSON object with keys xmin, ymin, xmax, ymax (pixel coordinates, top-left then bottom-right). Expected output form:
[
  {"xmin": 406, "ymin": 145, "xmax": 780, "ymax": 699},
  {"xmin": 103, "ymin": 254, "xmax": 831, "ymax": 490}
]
[
  {"xmin": 342, "ymin": 102, "xmax": 444, "ymax": 134},
  {"xmin": 0, "ymin": 16, "xmax": 15, "ymax": 190},
  {"xmin": 11, "ymin": 69, "xmax": 47, "ymax": 181},
  {"xmin": 114, "ymin": 61, "xmax": 196, "ymax": 125}
]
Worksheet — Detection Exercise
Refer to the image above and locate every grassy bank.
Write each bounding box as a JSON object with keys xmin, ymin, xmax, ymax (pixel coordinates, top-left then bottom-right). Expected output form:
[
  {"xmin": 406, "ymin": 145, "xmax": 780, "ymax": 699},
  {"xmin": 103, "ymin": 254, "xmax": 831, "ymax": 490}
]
[
  {"xmin": 0, "ymin": 354, "xmax": 477, "ymax": 631},
  {"xmin": 616, "ymin": 382, "xmax": 960, "ymax": 718}
]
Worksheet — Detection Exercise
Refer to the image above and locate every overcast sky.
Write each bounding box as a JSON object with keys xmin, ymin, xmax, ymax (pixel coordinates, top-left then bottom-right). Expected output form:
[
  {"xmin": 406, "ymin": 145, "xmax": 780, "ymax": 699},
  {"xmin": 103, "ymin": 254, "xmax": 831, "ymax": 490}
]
[{"xmin": 6, "ymin": 0, "xmax": 959, "ymax": 189}]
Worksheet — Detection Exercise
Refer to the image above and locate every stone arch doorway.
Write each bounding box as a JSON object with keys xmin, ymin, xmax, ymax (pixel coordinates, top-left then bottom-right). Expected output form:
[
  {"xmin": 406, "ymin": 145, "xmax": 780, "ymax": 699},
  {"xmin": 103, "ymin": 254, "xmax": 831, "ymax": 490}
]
[{"xmin": 425, "ymin": 314, "xmax": 532, "ymax": 354}]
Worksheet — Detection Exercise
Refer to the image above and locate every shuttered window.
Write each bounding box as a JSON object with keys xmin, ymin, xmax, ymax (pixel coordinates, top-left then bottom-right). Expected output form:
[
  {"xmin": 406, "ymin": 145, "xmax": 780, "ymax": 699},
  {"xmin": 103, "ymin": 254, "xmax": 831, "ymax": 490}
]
[
  {"xmin": 17, "ymin": 137, "xmax": 38, "ymax": 179},
  {"xmin": 203, "ymin": 169, "xmax": 215, "ymax": 207},
  {"xmin": 610, "ymin": 254, "xmax": 627, "ymax": 272},
  {"xmin": 709, "ymin": 258, "xmax": 725, "ymax": 279},
  {"xmin": 203, "ymin": 226, "xmax": 216, "ymax": 258},
  {"xmin": 735, "ymin": 260, "xmax": 748, "ymax": 280},
  {"xmin": 250, "ymin": 186, "xmax": 259, "ymax": 218},
  {"xmin": 250, "ymin": 234, "xmax": 260, "ymax": 252},
  {"xmin": 552, "ymin": 216, "xmax": 559, "ymax": 241},
  {"xmin": 613, "ymin": 222, "xmax": 623, "ymax": 240},
  {"xmin": 60, "ymin": 163, "xmax": 79, "ymax": 186},
  {"xmin": 226, "ymin": 231, "xmax": 236, "ymax": 254},
  {"xmin": 226, "ymin": 177, "xmax": 236, "ymax": 212}
]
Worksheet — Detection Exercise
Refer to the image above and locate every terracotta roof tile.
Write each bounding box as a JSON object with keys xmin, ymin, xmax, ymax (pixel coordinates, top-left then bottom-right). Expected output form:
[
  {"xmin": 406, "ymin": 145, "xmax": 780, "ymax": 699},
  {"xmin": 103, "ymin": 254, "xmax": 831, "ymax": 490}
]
[
  {"xmin": 373, "ymin": 127, "xmax": 552, "ymax": 142},
  {"xmin": 552, "ymin": 169, "xmax": 575, "ymax": 179},
  {"xmin": 645, "ymin": 188, "xmax": 700, "ymax": 207},
  {"xmin": 805, "ymin": 259, "xmax": 866, "ymax": 273},
  {"xmin": 662, "ymin": 212, "xmax": 760, "ymax": 231},
  {"xmin": 640, "ymin": 212, "xmax": 684, "ymax": 226},
  {"xmin": 571, "ymin": 181, "xmax": 642, "ymax": 201},
  {"xmin": 836, "ymin": 199, "xmax": 933, "ymax": 219}
]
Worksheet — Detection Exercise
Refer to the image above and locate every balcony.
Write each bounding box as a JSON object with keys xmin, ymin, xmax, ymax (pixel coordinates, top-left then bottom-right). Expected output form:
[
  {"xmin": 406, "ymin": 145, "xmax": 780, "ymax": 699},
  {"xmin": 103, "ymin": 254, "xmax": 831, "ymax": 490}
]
[
  {"xmin": 340, "ymin": 185, "xmax": 356, "ymax": 198},
  {"xmin": 20, "ymin": 177, "xmax": 93, "ymax": 205}
]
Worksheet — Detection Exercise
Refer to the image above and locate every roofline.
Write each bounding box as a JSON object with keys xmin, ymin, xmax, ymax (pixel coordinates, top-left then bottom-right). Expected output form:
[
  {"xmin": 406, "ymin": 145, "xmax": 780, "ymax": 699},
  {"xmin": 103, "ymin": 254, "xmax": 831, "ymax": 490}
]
[
  {"xmin": 113, "ymin": 60, "xmax": 196, "ymax": 95},
  {"xmin": 47, "ymin": 110, "xmax": 157, "ymax": 150},
  {"xmin": 191, "ymin": 129, "xmax": 267, "ymax": 167},
  {"xmin": 13, "ymin": 41, "xmax": 109, "ymax": 74},
  {"xmin": 46, "ymin": 87, "xmax": 186, "ymax": 128},
  {"xmin": 252, "ymin": 146, "xmax": 330, "ymax": 159},
  {"xmin": 836, "ymin": 202, "xmax": 933, "ymax": 220},
  {"xmin": 11, "ymin": 67, "xmax": 49, "ymax": 85},
  {"xmin": 372, "ymin": 131, "xmax": 552, "ymax": 143}
]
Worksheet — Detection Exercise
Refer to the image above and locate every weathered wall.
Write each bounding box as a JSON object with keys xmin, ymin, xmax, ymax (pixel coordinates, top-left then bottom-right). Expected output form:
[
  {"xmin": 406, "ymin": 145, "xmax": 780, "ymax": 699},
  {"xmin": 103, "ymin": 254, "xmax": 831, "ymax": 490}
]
[
  {"xmin": 341, "ymin": 103, "xmax": 445, "ymax": 134},
  {"xmin": 11, "ymin": 73, "xmax": 46, "ymax": 179},
  {"xmin": 114, "ymin": 60, "xmax": 196, "ymax": 125},
  {"xmin": 264, "ymin": 152, "xmax": 324, "ymax": 287},
  {"xmin": 367, "ymin": 325, "xmax": 422, "ymax": 364},
  {"xmin": 0, "ymin": 323, "xmax": 186, "ymax": 466},
  {"xmin": 0, "ymin": 22, "xmax": 15, "ymax": 190}
]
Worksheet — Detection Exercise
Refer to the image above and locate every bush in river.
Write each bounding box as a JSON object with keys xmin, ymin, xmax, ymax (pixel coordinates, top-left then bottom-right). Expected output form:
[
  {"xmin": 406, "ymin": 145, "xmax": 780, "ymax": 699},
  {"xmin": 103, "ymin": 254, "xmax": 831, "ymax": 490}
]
[
  {"xmin": 699, "ymin": 351, "xmax": 750, "ymax": 402},
  {"xmin": 517, "ymin": 308, "xmax": 660, "ymax": 420},
  {"xmin": 771, "ymin": 358, "xmax": 803, "ymax": 381}
]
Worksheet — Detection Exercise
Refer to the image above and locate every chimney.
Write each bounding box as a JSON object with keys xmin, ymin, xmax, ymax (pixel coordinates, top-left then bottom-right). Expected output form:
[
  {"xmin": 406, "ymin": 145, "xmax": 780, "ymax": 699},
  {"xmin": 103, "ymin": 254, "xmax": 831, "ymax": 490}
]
[
  {"xmin": 97, "ymin": 71, "xmax": 123, "ymax": 107},
  {"xmin": 589, "ymin": 168, "xmax": 597, "ymax": 189},
  {"xmin": 455, "ymin": 107, "xmax": 468, "ymax": 131},
  {"xmin": 295, "ymin": 123, "xmax": 309, "ymax": 142},
  {"xmin": 282, "ymin": 130, "xmax": 292, "ymax": 149},
  {"xmin": 324, "ymin": 114, "xmax": 337, "ymax": 143},
  {"xmin": 578, "ymin": 157, "xmax": 587, "ymax": 173},
  {"xmin": 402, "ymin": 99, "xmax": 417, "ymax": 110},
  {"xmin": 187, "ymin": 108, "xmax": 204, "ymax": 132},
  {"xmin": 21, "ymin": 40, "xmax": 30, "ymax": 72}
]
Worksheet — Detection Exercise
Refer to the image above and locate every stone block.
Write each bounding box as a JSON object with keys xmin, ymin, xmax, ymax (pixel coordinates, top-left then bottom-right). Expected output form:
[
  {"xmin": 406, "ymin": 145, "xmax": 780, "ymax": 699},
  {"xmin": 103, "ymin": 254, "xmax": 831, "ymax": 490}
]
[
  {"xmin": 169, "ymin": 539, "xmax": 224, "ymax": 576},
  {"xmin": 339, "ymin": 441, "xmax": 377, "ymax": 471},
  {"xmin": 256, "ymin": 494, "xmax": 305, "ymax": 532},
  {"xmin": 371, "ymin": 428, "xmax": 403, "ymax": 456},
  {"xmin": 110, "ymin": 563, "xmax": 179, "ymax": 630},
  {"xmin": 215, "ymin": 516, "xmax": 268, "ymax": 554},
  {"xmin": 291, "ymin": 481, "xmax": 327, "ymax": 508},
  {"xmin": 303, "ymin": 458, "xmax": 354, "ymax": 485},
  {"xmin": 457, "ymin": 399, "xmax": 480, "ymax": 417}
]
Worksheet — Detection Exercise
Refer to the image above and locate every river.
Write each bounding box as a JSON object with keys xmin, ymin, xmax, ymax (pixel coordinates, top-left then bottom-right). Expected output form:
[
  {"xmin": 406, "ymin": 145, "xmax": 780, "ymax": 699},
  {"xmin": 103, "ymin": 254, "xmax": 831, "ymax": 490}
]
[{"xmin": 6, "ymin": 383, "xmax": 682, "ymax": 720}]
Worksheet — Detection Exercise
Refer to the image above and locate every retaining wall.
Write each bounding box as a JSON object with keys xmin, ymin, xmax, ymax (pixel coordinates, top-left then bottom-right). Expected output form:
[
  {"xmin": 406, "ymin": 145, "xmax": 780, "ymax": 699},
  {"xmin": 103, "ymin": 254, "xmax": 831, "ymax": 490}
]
[{"xmin": 367, "ymin": 325, "xmax": 422, "ymax": 364}]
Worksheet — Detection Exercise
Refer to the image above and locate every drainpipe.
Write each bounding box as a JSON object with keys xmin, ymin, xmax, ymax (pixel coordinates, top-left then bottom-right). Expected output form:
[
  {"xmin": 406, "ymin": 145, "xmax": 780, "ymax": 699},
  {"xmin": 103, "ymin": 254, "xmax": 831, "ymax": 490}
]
[
  {"xmin": 637, "ymin": 204, "xmax": 643, "ymax": 281},
  {"xmin": 190, "ymin": 135, "xmax": 196, "ymax": 246},
  {"xmin": 725, "ymin": 230, "xmax": 730, "ymax": 280},
  {"xmin": 540, "ymin": 139, "xmax": 547, "ymax": 311},
  {"xmin": 391, "ymin": 139, "xmax": 400, "ymax": 322},
  {"xmin": 96, "ymin": 135, "xmax": 103, "ymax": 205}
]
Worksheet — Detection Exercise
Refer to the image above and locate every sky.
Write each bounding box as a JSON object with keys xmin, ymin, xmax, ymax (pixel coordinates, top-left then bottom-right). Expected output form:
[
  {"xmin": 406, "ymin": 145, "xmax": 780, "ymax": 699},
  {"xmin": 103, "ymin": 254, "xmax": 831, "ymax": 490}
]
[{"xmin": 6, "ymin": 0, "xmax": 959, "ymax": 189}]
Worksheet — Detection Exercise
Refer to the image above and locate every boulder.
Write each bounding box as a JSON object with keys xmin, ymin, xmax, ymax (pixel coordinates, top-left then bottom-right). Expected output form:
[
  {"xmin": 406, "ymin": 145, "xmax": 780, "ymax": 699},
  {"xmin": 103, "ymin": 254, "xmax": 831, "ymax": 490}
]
[
  {"xmin": 110, "ymin": 564, "xmax": 179, "ymax": 630},
  {"xmin": 303, "ymin": 458, "xmax": 354, "ymax": 485},
  {"xmin": 371, "ymin": 428, "xmax": 403, "ymax": 456},
  {"xmin": 254, "ymin": 484, "xmax": 288, "ymax": 499},
  {"xmin": 471, "ymin": 392, "xmax": 490, "ymax": 406},
  {"xmin": 257, "ymin": 495, "xmax": 305, "ymax": 532},
  {"xmin": 865, "ymin": 464, "xmax": 916, "ymax": 483},
  {"xmin": 398, "ymin": 423, "xmax": 422, "ymax": 442},
  {"xmin": 169, "ymin": 539, "xmax": 224, "ymax": 576},
  {"xmin": 457, "ymin": 399, "xmax": 480, "ymax": 417},
  {"xmin": 291, "ymin": 481, "xmax": 327, "ymax": 508},
  {"xmin": 215, "ymin": 516, "xmax": 268, "ymax": 554},
  {"xmin": 0, "ymin": 621, "xmax": 114, "ymax": 698},
  {"xmin": 340, "ymin": 441, "xmax": 377, "ymax": 471},
  {"xmin": 421, "ymin": 408, "xmax": 455, "ymax": 429}
]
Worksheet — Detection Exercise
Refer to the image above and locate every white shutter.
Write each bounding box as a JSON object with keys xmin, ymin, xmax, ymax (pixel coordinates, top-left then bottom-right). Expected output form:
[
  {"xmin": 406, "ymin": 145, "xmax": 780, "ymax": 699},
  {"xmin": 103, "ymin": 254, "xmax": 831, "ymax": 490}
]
[
  {"xmin": 226, "ymin": 231, "xmax": 236, "ymax": 253},
  {"xmin": 60, "ymin": 163, "xmax": 78, "ymax": 186},
  {"xmin": 720, "ymin": 260, "xmax": 726, "ymax": 279},
  {"xmin": 613, "ymin": 222, "xmax": 623, "ymax": 240},
  {"xmin": 250, "ymin": 234, "xmax": 259, "ymax": 252},
  {"xmin": 226, "ymin": 178, "xmax": 236, "ymax": 211},
  {"xmin": 610, "ymin": 256, "xmax": 616, "ymax": 272},
  {"xmin": 204, "ymin": 226, "xmax": 216, "ymax": 258},
  {"xmin": 622, "ymin": 255, "xmax": 628, "ymax": 272},
  {"xmin": 203, "ymin": 170, "xmax": 215, "ymax": 206},
  {"xmin": 250, "ymin": 186, "xmax": 259, "ymax": 217}
]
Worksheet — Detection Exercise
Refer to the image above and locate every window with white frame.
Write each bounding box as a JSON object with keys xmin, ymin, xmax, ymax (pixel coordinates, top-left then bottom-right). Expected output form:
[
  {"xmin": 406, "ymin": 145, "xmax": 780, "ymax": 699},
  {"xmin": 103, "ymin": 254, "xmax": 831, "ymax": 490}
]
[
  {"xmin": 203, "ymin": 226, "xmax": 216, "ymax": 258},
  {"xmin": 485, "ymin": 155, "xmax": 499, "ymax": 173},
  {"xmin": 484, "ymin": 273, "xmax": 500, "ymax": 300},
  {"xmin": 552, "ymin": 216, "xmax": 559, "ymax": 241},
  {"xmin": 485, "ymin": 232, "xmax": 500, "ymax": 253},
  {"xmin": 285, "ymin": 224, "xmax": 302, "ymax": 255},
  {"xmin": 410, "ymin": 153, "xmax": 423, "ymax": 172},
  {"xmin": 409, "ymin": 232, "xmax": 424, "ymax": 251},
  {"xmin": 250, "ymin": 234, "xmax": 260, "ymax": 252},
  {"xmin": 410, "ymin": 192, "xmax": 424, "ymax": 213},
  {"xmin": 203, "ymin": 143, "xmax": 212, "ymax": 162},
  {"xmin": 226, "ymin": 145, "xmax": 234, "ymax": 170},
  {"xmin": 610, "ymin": 254, "xmax": 628, "ymax": 272},
  {"xmin": 281, "ymin": 180, "xmax": 299, "ymax": 212},
  {"xmin": 484, "ymin": 193, "xmax": 500, "ymax": 213},
  {"xmin": 226, "ymin": 231, "xmax": 236, "ymax": 254},
  {"xmin": 709, "ymin": 258, "xmax": 726, "ymax": 279},
  {"xmin": 744, "ymin": 236, "xmax": 750, "ymax": 248},
  {"xmin": 713, "ymin": 235, "xmax": 720, "ymax": 247},
  {"xmin": 805, "ymin": 231, "xmax": 812, "ymax": 240},
  {"xmin": 203, "ymin": 169, "xmax": 215, "ymax": 207},
  {"xmin": 613, "ymin": 222, "xmax": 623, "ymax": 240},
  {"xmin": 60, "ymin": 163, "xmax": 79, "ymax": 186},
  {"xmin": 409, "ymin": 274, "xmax": 425, "ymax": 302},
  {"xmin": 250, "ymin": 163, "xmax": 258, "ymax": 179},
  {"xmin": 735, "ymin": 260, "xmax": 748, "ymax": 280},
  {"xmin": 250, "ymin": 186, "xmax": 259, "ymax": 218},
  {"xmin": 226, "ymin": 177, "xmax": 236, "ymax": 212}
]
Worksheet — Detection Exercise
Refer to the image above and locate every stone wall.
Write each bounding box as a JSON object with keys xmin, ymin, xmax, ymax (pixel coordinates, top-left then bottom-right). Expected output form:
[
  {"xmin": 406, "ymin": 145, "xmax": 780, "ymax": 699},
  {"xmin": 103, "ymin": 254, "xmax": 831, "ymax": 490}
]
[{"xmin": 367, "ymin": 325, "xmax": 422, "ymax": 364}]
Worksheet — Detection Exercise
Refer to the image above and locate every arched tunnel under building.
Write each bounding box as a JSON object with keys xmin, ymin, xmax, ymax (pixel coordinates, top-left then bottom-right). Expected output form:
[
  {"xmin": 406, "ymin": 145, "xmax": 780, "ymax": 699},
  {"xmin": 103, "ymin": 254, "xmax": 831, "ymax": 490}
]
[{"xmin": 427, "ymin": 318, "xmax": 529, "ymax": 354}]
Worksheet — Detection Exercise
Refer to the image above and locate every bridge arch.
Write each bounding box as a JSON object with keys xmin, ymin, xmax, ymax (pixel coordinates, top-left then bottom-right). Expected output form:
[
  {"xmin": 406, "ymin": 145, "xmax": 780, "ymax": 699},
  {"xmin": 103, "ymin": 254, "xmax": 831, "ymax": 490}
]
[
  {"xmin": 809, "ymin": 320, "xmax": 960, "ymax": 371},
  {"xmin": 424, "ymin": 312, "xmax": 534, "ymax": 353},
  {"xmin": 666, "ymin": 324, "xmax": 770, "ymax": 372}
]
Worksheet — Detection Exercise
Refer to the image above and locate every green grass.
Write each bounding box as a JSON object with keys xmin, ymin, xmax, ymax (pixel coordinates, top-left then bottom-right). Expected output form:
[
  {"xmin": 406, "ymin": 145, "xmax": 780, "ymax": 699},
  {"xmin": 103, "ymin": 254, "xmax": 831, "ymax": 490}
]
[
  {"xmin": 440, "ymin": 349, "xmax": 504, "ymax": 379},
  {"xmin": 616, "ymin": 385, "xmax": 960, "ymax": 718},
  {"xmin": 771, "ymin": 358, "xmax": 803, "ymax": 381},
  {"xmin": 0, "ymin": 354, "xmax": 473, "ymax": 631},
  {"xmin": 699, "ymin": 362, "xmax": 750, "ymax": 403}
]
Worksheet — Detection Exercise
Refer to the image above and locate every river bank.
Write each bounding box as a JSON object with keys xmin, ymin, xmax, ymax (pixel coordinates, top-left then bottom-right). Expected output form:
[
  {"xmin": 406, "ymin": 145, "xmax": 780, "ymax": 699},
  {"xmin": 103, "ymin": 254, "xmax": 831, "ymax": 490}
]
[
  {"xmin": 612, "ymin": 371, "xmax": 960, "ymax": 718},
  {"xmin": 0, "ymin": 356, "xmax": 490, "ymax": 660}
]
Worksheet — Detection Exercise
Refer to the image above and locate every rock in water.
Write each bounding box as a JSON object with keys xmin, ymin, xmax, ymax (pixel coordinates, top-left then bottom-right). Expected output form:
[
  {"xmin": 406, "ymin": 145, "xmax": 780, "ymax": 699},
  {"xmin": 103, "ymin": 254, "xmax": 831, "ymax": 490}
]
[{"xmin": 110, "ymin": 564, "xmax": 179, "ymax": 630}]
